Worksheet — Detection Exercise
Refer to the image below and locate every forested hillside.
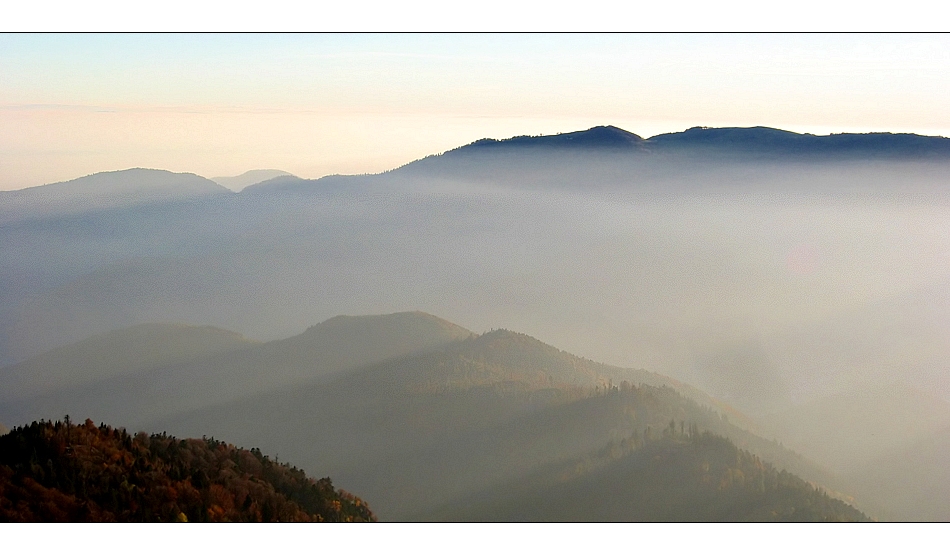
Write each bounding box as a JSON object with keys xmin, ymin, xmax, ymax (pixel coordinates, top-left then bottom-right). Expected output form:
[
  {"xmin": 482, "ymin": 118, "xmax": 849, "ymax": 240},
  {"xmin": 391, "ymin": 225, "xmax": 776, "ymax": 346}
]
[
  {"xmin": 0, "ymin": 419, "xmax": 374, "ymax": 522},
  {"xmin": 151, "ymin": 330, "xmax": 845, "ymax": 520},
  {"xmin": 428, "ymin": 430, "xmax": 870, "ymax": 522},
  {"xmin": 0, "ymin": 313, "xmax": 872, "ymax": 522}
]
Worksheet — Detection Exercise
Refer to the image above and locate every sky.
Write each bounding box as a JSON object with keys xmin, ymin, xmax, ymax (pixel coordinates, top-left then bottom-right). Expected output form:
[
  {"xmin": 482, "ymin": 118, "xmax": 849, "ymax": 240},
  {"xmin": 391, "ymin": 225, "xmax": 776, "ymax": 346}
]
[{"xmin": 3, "ymin": 33, "xmax": 950, "ymax": 190}]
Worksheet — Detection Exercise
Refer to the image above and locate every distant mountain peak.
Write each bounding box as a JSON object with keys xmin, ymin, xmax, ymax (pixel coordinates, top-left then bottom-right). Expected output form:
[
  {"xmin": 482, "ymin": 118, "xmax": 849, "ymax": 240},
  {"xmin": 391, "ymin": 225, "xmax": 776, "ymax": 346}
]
[
  {"xmin": 450, "ymin": 125, "xmax": 645, "ymax": 154},
  {"xmin": 308, "ymin": 311, "xmax": 472, "ymax": 334},
  {"xmin": 391, "ymin": 125, "xmax": 949, "ymax": 181},
  {"xmin": 285, "ymin": 311, "xmax": 474, "ymax": 363},
  {"xmin": 0, "ymin": 168, "xmax": 230, "ymax": 225}
]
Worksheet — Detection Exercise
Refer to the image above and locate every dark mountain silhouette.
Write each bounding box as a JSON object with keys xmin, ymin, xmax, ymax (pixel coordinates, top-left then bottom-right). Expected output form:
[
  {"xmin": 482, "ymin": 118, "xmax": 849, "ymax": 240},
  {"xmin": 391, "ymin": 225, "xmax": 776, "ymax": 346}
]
[
  {"xmin": 454, "ymin": 125, "xmax": 645, "ymax": 151},
  {"xmin": 647, "ymin": 126, "xmax": 950, "ymax": 159},
  {"xmin": 435, "ymin": 125, "xmax": 950, "ymax": 160},
  {"xmin": 388, "ymin": 125, "xmax": 950, "ymax": 193},
  {"xmin": 0, "ymin": 418, "xmax": 374, "ymax": 522}
]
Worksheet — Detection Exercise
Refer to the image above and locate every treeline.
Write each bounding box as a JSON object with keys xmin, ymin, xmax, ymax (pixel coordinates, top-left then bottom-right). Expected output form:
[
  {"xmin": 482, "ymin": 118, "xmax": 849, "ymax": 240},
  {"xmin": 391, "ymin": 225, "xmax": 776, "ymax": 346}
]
[{"xmin": 0, "ymin": 418, "xmax": 374, "ymax": 522}]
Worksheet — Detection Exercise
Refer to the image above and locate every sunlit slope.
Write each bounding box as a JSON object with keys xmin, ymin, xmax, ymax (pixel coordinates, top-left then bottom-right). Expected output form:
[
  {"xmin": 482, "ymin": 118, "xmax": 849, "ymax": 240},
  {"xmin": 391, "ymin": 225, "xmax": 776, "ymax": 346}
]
[
  {"xmin": 0, "ymin": 312, "xmax": 472, "ymax": 429},
  {"xmin": 428, "ymin": 432, "xmax": 869, "ymax": 522},
  {"xmin": 150, "ymin": 328, "xmax": 839, "ymax": 521},
  {"xmin": 0, "ymin": 419, "xmax": 374, "ymax": 522}
]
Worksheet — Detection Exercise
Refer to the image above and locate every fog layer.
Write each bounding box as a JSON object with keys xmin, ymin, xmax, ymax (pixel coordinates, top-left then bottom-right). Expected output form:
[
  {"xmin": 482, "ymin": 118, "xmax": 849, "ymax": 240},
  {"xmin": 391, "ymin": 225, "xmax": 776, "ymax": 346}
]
[{"xmin": 2, "ymin": 127, "xmax": 949, "ymax": 519}]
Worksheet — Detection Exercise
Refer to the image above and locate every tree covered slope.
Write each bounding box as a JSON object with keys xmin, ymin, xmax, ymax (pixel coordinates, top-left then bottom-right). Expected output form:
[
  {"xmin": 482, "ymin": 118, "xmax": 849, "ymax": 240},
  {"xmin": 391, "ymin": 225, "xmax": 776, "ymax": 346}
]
[
  {"xmin": 150, "ymin": 330, "xmax": 843, "ymax": 521},
  {"xmin": 0, "ymin": 419, "xmax": 374, "ymax": 522},
  {"xmin": 427, "ymin": 430, "xmax": 869, "ymax": 522}
]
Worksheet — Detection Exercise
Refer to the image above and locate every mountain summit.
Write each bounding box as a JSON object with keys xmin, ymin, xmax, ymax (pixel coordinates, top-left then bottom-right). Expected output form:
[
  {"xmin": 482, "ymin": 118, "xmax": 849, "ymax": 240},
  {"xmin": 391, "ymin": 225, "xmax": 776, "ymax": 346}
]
[
  {"xmin": 408, "ymin": 125, "xmax": 950, "ymax": 164},
  {"xmin": 455, "ymin": 125, "xmax": 645, "ymax": 152},
  {"xmin": 646, "ymin": 126, "xmax": 950, "ymax": 157},
  {"xmin": 0, "ymin": 168, "xmax": 230, "ymax": 224}
]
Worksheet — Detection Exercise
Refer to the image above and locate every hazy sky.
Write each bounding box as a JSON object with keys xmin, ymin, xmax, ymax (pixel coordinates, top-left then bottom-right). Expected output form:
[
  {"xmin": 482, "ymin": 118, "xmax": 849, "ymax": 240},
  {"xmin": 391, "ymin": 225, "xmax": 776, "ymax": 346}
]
[{"xmin": 3, "ymin": 33, "xmax": 950, "ymax": 190}]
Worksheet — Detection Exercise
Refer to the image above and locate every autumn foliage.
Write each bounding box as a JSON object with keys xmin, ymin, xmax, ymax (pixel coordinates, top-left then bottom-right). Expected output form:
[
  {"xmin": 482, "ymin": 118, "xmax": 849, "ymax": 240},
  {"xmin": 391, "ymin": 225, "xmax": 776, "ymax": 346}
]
[{"xmin": 0, "ymin": 418, "xmax": 375, "ymax": 522}]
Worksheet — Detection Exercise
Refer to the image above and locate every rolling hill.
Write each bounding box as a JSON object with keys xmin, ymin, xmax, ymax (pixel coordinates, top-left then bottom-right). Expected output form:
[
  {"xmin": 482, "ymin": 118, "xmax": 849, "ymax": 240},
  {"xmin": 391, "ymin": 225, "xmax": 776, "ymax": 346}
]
[
  {"xmin": 133, "ymin": 320, "xmax": 846, "ymax": 520},
  {"xmin": 0, "ymin": 311, "xmax": 873, "ymax": 521},
  {"xmin": 0, "ymin": 323, "xmax": 258, "ymax": 404},
  {"xmin": 0, "ymin": 168, "xmax": 231, "ymax": 225},
  {"xmin": 2, "ymin": 125, "xmax": 949, "ymax": 520},
  {"xmin": 0, "ymin": 312, "xmax": 473, "ymax": 429}
]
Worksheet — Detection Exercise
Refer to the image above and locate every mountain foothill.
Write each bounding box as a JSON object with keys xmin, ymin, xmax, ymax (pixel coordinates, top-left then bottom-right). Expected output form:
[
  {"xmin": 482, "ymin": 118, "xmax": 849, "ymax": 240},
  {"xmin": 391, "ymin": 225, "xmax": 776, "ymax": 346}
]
[
  {"xmin": 3, "ymin": 125, "xmax": 950, "ymax": 521},
  {"xmin": 0, "ymin": 311, "xmax": 868, "ymax": 522}
]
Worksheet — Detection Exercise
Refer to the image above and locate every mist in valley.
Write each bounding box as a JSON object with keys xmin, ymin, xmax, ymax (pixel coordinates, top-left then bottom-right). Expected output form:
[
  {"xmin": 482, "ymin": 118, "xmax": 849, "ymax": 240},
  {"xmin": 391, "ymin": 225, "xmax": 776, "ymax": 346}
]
[{"xmin": 2, "ymin": 127, "xmax": 949, "ymax": 520}]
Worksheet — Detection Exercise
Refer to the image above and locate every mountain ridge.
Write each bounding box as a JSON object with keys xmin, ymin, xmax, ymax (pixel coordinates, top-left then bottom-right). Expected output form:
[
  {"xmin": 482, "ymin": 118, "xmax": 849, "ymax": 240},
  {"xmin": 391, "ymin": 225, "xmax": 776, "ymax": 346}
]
[
  {"xmin": 0, "ymin": 168, "xmax": 232, "ymax": 225},
  {"xmin": 0, "ymin": 311, "xmax": 475, "ymax": 429},
  {"xmin": 9, "ymin": 126, "xmax": 950, "ymax": 198},
  {"xmin": 0, "ymin": 323, "xmax": 259, "ymax": 405},
  {"xmin": 397, "ymin": 125, "xmax": 950, "ymax": 172},
  {"xmin": 0, "ymin": 310, "xmax": 865, "ymax": 520}
]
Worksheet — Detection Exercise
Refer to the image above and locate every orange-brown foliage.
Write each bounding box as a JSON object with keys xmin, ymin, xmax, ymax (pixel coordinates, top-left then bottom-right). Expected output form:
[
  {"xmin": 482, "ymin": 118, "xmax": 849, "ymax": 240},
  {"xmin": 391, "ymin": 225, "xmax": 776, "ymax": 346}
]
[{"xmin": 0, "ymin": 419, "xmax": 375, "ymax": 522}]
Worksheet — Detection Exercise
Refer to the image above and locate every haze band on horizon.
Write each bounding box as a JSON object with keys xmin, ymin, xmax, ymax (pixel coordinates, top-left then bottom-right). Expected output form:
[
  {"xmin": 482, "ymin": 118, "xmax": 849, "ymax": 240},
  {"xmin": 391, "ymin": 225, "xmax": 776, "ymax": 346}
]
[{"xmin": 2, "ymin": 33, "xmax": 950, "ymax": 191}]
